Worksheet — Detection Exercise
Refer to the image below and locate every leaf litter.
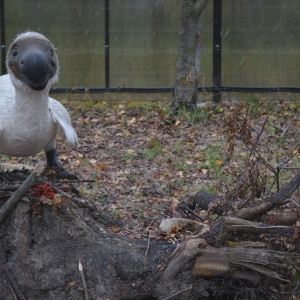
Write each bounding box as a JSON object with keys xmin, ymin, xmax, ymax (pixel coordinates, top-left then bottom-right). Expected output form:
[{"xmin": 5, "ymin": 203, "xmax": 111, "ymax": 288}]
[{"xmin": 2, "ymin": 99, "xmax": 300, "ymax": 241}]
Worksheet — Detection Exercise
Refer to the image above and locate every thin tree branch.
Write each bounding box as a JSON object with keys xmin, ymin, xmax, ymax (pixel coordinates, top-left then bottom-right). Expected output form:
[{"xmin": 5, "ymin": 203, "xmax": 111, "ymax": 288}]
[
  {"xmin": 233, "ymin": 171, "xmax": 300, "ymax": 220},
  {"xmin": 79, "ymin": 260, "xmax": 89, "ymax": 300},
  {"xmin": 0, "ymin": 164, "xmax": 44, "ymax": 224}
]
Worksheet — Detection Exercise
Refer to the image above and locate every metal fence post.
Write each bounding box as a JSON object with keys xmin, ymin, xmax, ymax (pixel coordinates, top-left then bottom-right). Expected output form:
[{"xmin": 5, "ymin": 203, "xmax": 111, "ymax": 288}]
[
  {"xmin": 213, "ymin": 0, "xmax": 222, "ymax": 102},
  {"xmin": 0, "ymin": 0, "xmax": 6, "ymax": 75},
  {"xmin": 105, "ymin": 0, "xmax": 110, "ymax": 88}
]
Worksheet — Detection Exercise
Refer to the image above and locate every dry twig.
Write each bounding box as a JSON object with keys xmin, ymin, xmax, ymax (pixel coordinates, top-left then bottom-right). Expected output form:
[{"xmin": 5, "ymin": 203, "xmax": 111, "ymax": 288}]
[
  {"xmin": 0, "ymin": 164, "xmax": 44, "ymax": 224},
  {"xmin": 79, "ymin": 260, "xmax": 89, "ymax": 300}
]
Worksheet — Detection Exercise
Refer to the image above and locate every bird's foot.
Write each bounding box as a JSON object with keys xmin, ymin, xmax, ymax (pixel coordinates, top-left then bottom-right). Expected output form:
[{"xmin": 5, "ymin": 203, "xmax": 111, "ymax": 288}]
[
  {"xmin": 45, "ymin": 149, "xmax": 79, "ymax": 180},
  {"xmin": 44, "ymin": 165, "xmax": 79, "ymax": 180}
]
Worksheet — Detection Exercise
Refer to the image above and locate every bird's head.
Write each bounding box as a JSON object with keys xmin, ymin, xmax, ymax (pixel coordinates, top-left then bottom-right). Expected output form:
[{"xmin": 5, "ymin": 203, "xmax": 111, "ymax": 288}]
[{"xmin": 6, "ymin": 32, "xmax": 59, "ymax": 91}]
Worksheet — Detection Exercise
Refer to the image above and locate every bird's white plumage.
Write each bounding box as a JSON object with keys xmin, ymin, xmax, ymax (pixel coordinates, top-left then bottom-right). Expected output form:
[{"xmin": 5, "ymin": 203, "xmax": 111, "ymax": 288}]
[
  {"xmin": 49, "ymin": 98, "xmax": 78, "ymax": 146},
  {"xmin": 0, "ymin": 32, "xmax": 77, "ymax": 158}
]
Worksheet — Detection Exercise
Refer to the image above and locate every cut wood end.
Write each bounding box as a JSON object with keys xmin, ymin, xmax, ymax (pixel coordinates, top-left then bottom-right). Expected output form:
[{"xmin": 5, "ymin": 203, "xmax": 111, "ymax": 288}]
[{"xmin": 193, "ymin": 256, "xmax": 230, "ymax": 277}]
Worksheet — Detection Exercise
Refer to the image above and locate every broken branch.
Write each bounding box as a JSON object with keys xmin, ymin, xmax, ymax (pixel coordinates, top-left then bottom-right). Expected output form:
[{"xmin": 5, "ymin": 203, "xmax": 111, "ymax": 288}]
[
  {"xmin": 0, "ymin": 164, "xmax": 44, "ymax": 224},
  {"xmin": 233, "ymin": 171, "xmax": 300, "ymax": 220}
]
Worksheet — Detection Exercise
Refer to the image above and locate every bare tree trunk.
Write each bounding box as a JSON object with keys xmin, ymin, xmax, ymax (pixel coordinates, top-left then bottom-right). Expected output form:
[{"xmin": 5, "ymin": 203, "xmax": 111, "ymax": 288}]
[{"xmin": 171, "ymin": 0, "xmax": 209, "ymax": 114}]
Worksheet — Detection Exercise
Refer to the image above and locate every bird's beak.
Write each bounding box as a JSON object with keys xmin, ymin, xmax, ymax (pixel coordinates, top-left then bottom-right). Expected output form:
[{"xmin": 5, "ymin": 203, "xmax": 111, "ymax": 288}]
[{"xmin": 19, "ymin": 49, "xmax": 51, "ymax": 91}]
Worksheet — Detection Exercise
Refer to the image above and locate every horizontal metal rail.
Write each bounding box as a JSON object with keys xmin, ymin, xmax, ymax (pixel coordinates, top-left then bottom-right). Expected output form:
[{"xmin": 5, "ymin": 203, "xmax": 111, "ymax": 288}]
[{"xmin": 49, "ymin": 86, "xmax": 300, "ymax": 94}]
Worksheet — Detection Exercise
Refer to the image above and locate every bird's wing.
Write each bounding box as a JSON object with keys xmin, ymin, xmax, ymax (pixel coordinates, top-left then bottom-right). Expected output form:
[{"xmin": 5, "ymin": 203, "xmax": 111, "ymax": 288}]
[
  {"xmin": 0, "ymin": 74, "xmax": 15, "ymax": 95},
  {"xmin": 48, "ymin": 98, "xmax": 78, "ymax": 146},
  {"xmin": 0, "ymin": 75, "xmax": 15, "ymax": 135}
]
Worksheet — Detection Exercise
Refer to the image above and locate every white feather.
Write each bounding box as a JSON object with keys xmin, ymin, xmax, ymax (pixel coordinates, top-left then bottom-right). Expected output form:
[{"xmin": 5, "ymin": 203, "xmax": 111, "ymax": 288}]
[
  {"xmin": 49, "ymin": 98, "xmax": 78, "ymax": 146},
  {"xmin": 0, "ymin": 32, "xmax": 77, "ymax": 158}
]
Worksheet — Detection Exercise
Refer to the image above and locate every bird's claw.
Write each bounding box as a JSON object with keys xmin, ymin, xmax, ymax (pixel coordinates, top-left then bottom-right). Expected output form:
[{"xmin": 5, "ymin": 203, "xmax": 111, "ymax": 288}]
[{"xmin": 44, "ymin": 166, "xmax": 79, "ymax": 180}]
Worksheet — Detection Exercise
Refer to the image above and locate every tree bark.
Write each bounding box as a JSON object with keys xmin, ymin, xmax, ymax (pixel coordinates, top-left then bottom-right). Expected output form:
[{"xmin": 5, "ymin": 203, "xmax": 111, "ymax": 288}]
[
  {"xmin": 0, "ymin": 197, "xmax": 174, "ymax": 300},
  {"xmin": 0, "ymin": 169, "xmax": 299, "ymax": 299},
  {"xmin": 0, "ymin": 192, "xmax": 297, "ymax": 300},
  {"xmin": 171, "ymin": 0, "xmax": 209, "ymax": 114}
]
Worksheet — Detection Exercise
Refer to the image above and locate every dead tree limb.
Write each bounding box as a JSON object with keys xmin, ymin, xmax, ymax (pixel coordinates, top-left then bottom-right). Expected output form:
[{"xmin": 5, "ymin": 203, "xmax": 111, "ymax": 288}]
[
  {"xmin": 218, "ymin": 216, "xmax": 298, "ymax": 243},
  {"xmin": 261, "ymin": 212, "xmax": 298, "ymax": 226},
  {"xmin": 0, "ymin": 164, "xmax": 44, "ymax": 224},
  {"xmin": 233, "ymin": 171, "xmax": 300, "ymax": 220},
  {"xmin": 152, "ymin": 238, "xmax": 296, "ymax": 299},
  {"xmin": 226, "ymin": 224, "xmax": 296, "ymax": 235},
  {"xmin": 190, "ymin": 240, "xmax": 294, "ymax": 281},
  {"xmin": 224, "ymin": 216, "xmax": 297, "ymax": 235}
]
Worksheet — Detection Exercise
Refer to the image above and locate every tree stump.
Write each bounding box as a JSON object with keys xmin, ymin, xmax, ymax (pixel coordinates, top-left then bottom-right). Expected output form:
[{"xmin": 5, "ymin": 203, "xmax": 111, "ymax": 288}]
[{"xmin": 0, "ymin": 169, "xmax": 298, "ymax": 299}]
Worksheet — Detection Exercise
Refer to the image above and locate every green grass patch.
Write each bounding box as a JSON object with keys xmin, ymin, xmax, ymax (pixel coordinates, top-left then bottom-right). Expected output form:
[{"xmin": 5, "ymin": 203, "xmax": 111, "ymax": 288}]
[{"xmin": 142, "ymin": 137, "xmax": 164, "ymax": 159}]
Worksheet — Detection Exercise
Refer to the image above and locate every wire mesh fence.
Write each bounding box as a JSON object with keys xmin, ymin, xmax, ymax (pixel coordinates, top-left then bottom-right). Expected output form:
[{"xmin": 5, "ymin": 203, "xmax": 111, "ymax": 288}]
[{"xmin": 1, "ymin": 0, "xmax": 300, "ymax": 96}]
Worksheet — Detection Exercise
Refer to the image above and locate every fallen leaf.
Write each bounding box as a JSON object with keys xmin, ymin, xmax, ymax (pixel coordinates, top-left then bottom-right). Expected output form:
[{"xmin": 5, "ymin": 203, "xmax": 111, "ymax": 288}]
[
  {"xmin": 127, "ymin": 117, "xmax": 137, "ymax": 125},
  {"xmin": 214, "ymin": 159, "xmax": 223, "ymax": 166}
]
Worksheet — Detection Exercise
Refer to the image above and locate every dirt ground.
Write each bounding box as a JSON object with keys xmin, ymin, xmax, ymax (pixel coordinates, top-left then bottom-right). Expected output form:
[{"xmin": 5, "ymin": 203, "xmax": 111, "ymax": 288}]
[{"xmin": 2, "ymin": 98, "xmax": 300, "ymax": 239}]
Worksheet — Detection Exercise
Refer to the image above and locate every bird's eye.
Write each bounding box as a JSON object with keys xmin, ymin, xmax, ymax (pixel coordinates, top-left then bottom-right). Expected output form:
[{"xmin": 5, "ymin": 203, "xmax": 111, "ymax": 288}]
[{"xmin": 11, "ymin": 47, "xmax": 18, "ymax": 57}]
